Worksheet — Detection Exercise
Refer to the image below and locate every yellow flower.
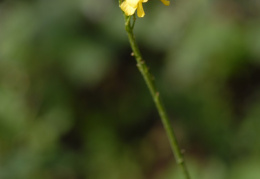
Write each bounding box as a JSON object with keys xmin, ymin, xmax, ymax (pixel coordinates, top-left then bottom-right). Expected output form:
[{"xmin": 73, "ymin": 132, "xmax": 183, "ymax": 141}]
[{"xmin": 120, "ymin": 0, "xmax": 170, "ymax": 18}]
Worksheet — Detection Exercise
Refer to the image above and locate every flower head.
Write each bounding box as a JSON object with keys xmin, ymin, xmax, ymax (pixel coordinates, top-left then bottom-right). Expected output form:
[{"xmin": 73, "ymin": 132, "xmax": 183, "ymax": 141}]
[{"xmin": 120, "ymin": 0, "xmax": 170, "ymax": 18}]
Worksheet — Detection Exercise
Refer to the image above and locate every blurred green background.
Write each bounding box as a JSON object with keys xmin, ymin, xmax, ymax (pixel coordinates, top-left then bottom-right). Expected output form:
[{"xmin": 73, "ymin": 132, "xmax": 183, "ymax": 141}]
[{"xmin": 0, "ymin": 0, "xmax": 260, "ymax": 178}]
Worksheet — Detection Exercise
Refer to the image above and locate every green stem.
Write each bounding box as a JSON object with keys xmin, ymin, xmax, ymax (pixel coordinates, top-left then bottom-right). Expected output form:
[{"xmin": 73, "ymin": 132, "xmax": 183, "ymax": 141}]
[{"xmin": 121, "ymin": 14, "xmax": 191, "ymax": 179}]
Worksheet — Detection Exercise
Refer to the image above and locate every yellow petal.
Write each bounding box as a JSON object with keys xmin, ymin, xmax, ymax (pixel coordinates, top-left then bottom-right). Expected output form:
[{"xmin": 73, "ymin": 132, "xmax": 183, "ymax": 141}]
[
  {"xmin": 137, "ymin": 2, "xmax": 145, "ymax": 17},
  {"xmin": 120, "ymin": 1, "xmax": 137, "ymax": 16},
  {"xmin": 126, "ymin": 0, "xmax": 140, "ymax": 7},
  {"xmin": 142, "ymin": 0, "xmax": 148, "ymax": 3},
  {"xmin": 160, "ymin": 0, "xmax": 170, "ymax": 6}
]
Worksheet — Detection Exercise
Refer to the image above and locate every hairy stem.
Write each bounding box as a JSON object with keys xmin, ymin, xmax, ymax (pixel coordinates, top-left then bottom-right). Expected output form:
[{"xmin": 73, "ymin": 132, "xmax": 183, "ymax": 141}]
[{"xmin": 120, "ymin": 12, "xmax": 191, "ymax": 179}]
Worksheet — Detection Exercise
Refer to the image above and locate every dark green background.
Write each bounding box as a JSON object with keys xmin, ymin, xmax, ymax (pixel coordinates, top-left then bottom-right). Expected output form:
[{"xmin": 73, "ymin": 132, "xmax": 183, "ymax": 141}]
[{"xmin": 0, "ymin": 0, "xmax": 260, "ymax": 178}]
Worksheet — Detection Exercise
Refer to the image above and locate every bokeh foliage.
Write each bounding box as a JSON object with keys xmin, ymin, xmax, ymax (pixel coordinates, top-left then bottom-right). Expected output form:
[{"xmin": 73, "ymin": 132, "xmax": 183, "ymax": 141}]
[{"xmin": 0, "ymin": 0, "xmax": 260, "ymax": 178}]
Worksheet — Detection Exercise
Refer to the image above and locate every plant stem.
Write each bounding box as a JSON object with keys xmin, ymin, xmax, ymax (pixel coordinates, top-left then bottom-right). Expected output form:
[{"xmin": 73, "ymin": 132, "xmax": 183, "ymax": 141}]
[{"xmin": 121, "ymin": 14, "xmax": 191, "ymax": 179}]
